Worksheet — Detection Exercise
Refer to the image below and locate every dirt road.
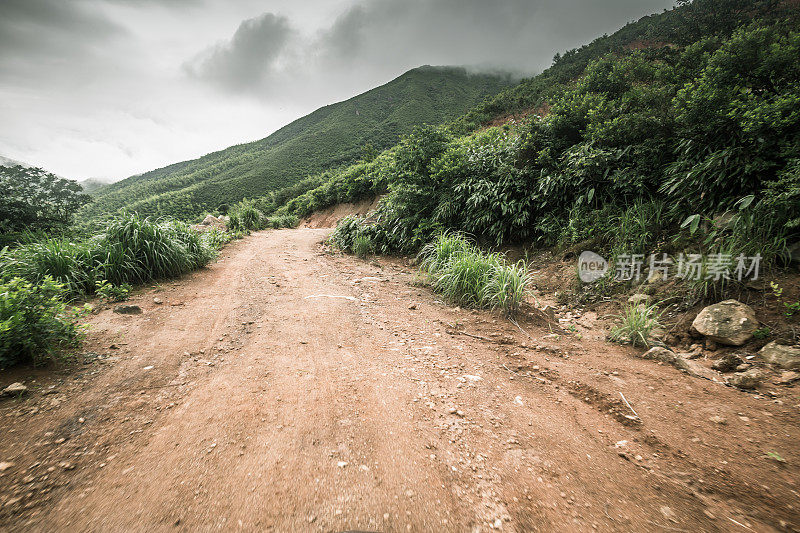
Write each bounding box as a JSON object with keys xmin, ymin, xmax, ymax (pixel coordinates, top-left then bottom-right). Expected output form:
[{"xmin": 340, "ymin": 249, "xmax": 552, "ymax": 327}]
[{"xmin": 1, "ymin": 229, "xmax": 798, "ymax": 532}]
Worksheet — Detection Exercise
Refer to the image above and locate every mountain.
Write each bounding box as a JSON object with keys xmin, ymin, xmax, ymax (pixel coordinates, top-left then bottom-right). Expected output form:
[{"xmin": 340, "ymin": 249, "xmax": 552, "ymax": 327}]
[
  {"xmin": 0, "ymin": 155, "xmax": 29, "ymax": 168},
  {"xmin": 81, "ymin": 66, "xmax": 514, "ymax": 222},
  {"xmin": 78, "ymin": 177, "xmax": 114, "ymax": 195}
]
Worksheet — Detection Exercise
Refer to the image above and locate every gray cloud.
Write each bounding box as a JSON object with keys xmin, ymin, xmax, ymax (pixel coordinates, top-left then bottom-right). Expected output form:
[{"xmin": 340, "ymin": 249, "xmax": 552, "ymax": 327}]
[
  {"xmin": 184, "ymin": 13, "xmax": 296, "ymax": 92},
  {"xmin": 0, "ymin": 0, "xmax": 123, "ymax": 62}
]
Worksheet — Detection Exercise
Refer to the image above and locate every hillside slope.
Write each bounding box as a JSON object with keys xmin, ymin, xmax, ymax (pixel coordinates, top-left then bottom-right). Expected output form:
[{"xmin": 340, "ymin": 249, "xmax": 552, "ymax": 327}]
[{"xmin": 81, "ymin": 66, "xmax": 512, "ymax": 222}]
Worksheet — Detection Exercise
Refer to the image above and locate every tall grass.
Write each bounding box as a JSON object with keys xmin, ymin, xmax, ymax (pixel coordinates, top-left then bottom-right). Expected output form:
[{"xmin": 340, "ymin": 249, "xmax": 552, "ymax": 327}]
[
  {"xmin": 92, "ymin": 214, "xmax": 216, "ymax": 285},
  {"xmin": 352, "ymin": 234, "xmax": 374, "ymax": 258},
  {"xmin": 421, "ymin": 233, "xmax": 529, "ymax": 315},
  {"xmin": 228, "ymin": 199, "xmax": 263, "ymax": 232},
  {"xmin": 0, "ymin": 239, "xmax": 94, "ymax": 296}
]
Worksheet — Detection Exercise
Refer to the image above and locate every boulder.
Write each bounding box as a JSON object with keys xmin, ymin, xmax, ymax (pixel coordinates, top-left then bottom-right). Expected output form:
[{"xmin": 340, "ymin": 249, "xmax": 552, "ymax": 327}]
[
  {"xmin": 728, "ymin": 368, "xmax": 766, "ymax": 390},
  {"xmin": 690, "ymin": 300, "xmax": 758, "ymax": 346},
  {"xmin": 711, "ymin": 354, "xmax": 744, "ymax": 373},
  {"xmin": 758, "ymin": 341, "xmax": 800, "ymax": 370},
  {"xmin": 201, "ymin": 214, "xmax": 221, "ymax": 226},
  {"xmin": 2, "ymin": 382, "xmax": 27, "ymax": 396}
]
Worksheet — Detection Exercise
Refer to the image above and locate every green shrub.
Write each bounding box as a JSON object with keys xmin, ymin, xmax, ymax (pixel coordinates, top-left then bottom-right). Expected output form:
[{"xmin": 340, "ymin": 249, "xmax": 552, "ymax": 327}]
[
  {"xmin": 201, "ymin": 227, "xmax": 232, "ymax": 249},
  {"xmin": 418, "ymin": 232, "xmax": 476, "ymax": 274},
  {"xmin": 266, "ymin": 214, "xmax": 298, "ymax": 229},
  {"xmin": 608, "ymin": 303, "xmax": 662, "ymax": 347},
  {"xmin": 422, "ymin": 234, "xmax": 530, "ymax": 315},
  {"xmin": 228, "ymin": 199, "xmax": 263, "ymax": 232},
  {"xmin": 329, "ymin": 215, "xmax": 363, "ymax": 252},
  {"xmin": 95, "ymin": 280, "xmax": 131, "ymax": 302},
  {"xmin": 0, "ymin": 277, "xmax": 85, "ymax": 368}
]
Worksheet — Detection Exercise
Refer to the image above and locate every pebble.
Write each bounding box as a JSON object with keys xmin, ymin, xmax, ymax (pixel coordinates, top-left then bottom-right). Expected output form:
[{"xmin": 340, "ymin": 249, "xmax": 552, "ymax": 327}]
[{"xmin": 0, "ymin": 462, "xmax": 14, "ymax": 472}]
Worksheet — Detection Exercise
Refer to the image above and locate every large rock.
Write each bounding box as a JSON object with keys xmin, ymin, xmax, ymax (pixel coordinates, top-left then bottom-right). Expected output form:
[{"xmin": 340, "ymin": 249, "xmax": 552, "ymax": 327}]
[
  {"xmin": 690, "ymin": 300, "xmax": 758, "ymax": 346},
  {"xmin": 759, "ymin": 341, "xmax": 800, "ymax": 370},
  {"xmin": 201, "ymin": 214, "xmax": 221, "ymax": 226}
]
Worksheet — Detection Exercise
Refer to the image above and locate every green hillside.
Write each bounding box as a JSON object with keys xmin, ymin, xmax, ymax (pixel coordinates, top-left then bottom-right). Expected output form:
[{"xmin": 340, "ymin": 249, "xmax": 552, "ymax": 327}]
[
  {"xmin": 80, "ymin": 66, "xmax": 513, "ymax": 223},
  {"xmin": 270, "ymin": 0, "xmax": 798, "ymax": 275}
]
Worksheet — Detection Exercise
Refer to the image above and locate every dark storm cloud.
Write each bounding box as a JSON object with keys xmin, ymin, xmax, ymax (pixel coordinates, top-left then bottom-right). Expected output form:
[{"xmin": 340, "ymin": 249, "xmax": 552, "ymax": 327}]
[
  {"xmin": 0, "ymin": 0, "xmax": 123, "ymax": 62},
  {"xmin": 184, "ymin": 13, "xmax": 296, "ymax": 92},
  {"xmin": 186, "ymin": 0, "xmax": 672, "ymax": 96}
]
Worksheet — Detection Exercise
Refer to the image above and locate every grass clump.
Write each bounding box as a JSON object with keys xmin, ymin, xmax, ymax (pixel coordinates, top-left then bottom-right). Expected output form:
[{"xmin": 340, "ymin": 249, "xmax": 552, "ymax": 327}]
[
  {"xmin": 0, "ymin": 239, "xmax": 94, "ymax": 297},
  {"xmin": 0, "ymin": 277, "xmax": 86, "ymax": 368},
  {"xmin": 91, "ymin": 214, "xmax": 215, "ymax": 286},
  {"xmin": 608, "ymin": 303, "xmax": 662, "ymax": 347},
  {"xmin": 421, "ymin": 233, "xmax": 529, "ymax": 315},
  {"xmin": 352, "ymin": 234, "xmax": 375, "ymax": 259}
]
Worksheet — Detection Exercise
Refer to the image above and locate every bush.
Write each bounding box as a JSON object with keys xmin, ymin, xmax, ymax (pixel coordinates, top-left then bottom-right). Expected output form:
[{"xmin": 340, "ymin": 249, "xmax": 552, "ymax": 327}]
[
  {"xmin": 352, "ymin": 234, "xmax": 374, "ymax": 259},
  {"xmin": 265, "ymin": 214, "xmax": 298, "ymax": 229},
  {"xmin": 0, "ymin": 277, "xmax": 85, "ymax": 368},
  {"xmin": 95, "ymin": 280, "xmax": 131, "ymax": 302},
  {"xmin": 228, "ymin": 199, "xmax": 263, "ymax": 232}
]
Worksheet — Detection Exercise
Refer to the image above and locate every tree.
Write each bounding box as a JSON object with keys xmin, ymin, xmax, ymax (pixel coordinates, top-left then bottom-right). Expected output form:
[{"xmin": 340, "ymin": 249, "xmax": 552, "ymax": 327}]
[{"xmin": 0, "ymin": 165, "xmax": 91, "ymax": 233}]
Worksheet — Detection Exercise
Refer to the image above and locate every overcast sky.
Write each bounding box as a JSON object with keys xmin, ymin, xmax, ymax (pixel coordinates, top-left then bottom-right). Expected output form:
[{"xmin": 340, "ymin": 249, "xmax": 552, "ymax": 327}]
[{"xmin": 0, "ymin": 0, "xmax": 674, "ymax": 182}]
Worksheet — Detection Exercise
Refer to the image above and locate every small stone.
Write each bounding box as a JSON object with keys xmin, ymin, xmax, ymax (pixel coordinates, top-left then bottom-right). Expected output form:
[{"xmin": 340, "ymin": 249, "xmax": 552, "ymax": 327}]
[
  {"xmin": 337, "ymin": 461, "xmax": 348, "ymax": 468},
  {"xmin": 59, "ymin": 462, "xmax": 75, "ymax": 470},
  {"xmin": 759, "ymin": 342, "xmax": 800, "ymax": 370},
  {"xmin": 153, "ymin": 297, "xmax": 163, "ymax": 304},
  {"xmin": 729, "ymin": 368, "xmax": 766, "ymax": 390},
  {"xmin": 709, "ymin": 415, "xmax": 727, "ymax": 425},
  {"xmin": 0, "ymin": 462, "xmax": 14, "ymax": 472},
  {"xmin": 660, "ymin": 506, "xmax": 677, "ymax": 522},
  {"xmin": 113, "ymin": 305, "xmax": 142, "ymax": 315},
  {"xmin": 778, "ymin": 371, "xmax": 800, "ymax": 384},
  {"xmin": 408, "ymin": 303, "xmax": 417, "ymax": 310},
  {"xmin": 711, "ymin": 354, "xmax": 744, "ymax": 373},
  {"xmin": 2, "ymin": 383, "xmax": 27, "ymax": 396}
]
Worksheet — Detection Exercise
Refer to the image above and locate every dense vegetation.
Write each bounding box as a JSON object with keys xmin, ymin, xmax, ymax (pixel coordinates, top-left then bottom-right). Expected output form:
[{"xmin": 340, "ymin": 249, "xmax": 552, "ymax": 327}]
[
  {"xmin": 278, "ymin": 0, "xmax": 799, "ymax": 292},
  {"xmin": 78, "ymin": 67, "xmax": 513, "ymax": 225},
  {"xmin": 0, "ymin": 165, "xmax": 90, "ymax": 245}
]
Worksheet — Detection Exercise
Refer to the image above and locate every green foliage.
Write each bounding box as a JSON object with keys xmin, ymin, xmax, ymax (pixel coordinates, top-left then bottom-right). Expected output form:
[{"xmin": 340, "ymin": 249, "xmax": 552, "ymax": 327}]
[
  {"xmin": 753, "ymin": 327, "xmax": 771, "ymax": 340},
  {"xmin": 265, "ymin": 214, "xmax": 298, "ymax": 229},
  {"xmin": 0, "ymin": 276, "xmax": 85, "ymax": 368},
  {"xmin": 0, "ymin": 165, "xmax": 90, "ymax": 235},
  {"xmin": 280, "ymin": 12, "xmax": 799, "ymax": 272},
  {"xmin": 0, "ymin": 239, "xmax": 94, "ymax": 297},
  {"xmin": 95, "ymin": 280, "xmax": 131, "ymax": 302},
  {"xmin": 609, "ymin": 303, "xmax": 662, "ymax": 347}
]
